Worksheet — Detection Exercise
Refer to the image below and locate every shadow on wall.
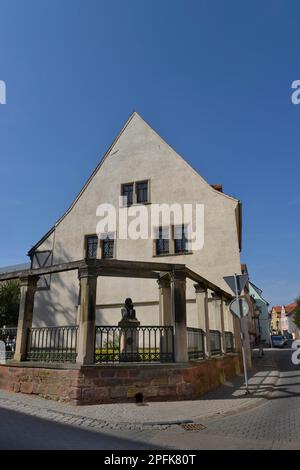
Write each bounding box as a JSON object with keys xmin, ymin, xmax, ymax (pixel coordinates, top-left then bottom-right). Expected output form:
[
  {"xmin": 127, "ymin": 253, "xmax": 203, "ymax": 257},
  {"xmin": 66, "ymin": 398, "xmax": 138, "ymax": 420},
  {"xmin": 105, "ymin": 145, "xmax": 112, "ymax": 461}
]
[{"xmin": 33, "ymin": 243, "xmax": 79, "ymax": 327}]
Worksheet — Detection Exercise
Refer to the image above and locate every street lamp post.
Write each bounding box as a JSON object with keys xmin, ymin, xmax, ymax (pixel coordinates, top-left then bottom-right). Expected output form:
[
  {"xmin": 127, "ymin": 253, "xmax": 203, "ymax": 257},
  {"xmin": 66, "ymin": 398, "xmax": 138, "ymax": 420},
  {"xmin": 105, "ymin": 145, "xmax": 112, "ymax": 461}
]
[{"xmin": 253, "ymin": 307, "xmax": 263, "ymax": 358}]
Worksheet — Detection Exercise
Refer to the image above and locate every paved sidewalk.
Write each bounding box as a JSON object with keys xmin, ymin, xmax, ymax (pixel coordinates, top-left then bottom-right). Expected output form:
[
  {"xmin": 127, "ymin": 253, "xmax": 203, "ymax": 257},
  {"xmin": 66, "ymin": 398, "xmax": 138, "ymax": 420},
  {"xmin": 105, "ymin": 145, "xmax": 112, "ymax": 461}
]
[{"xmin": 0, "ymin": 349, "xmax": 278, "ymax": 432}]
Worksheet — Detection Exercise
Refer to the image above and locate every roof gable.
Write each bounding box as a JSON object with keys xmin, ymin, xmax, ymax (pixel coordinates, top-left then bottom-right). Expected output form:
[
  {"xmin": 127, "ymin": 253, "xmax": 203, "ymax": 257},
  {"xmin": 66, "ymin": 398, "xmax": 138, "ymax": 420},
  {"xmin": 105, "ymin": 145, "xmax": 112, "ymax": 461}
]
[{"xmin": 28, "ymin": 111, "xmax": 241, "ymax": 255}]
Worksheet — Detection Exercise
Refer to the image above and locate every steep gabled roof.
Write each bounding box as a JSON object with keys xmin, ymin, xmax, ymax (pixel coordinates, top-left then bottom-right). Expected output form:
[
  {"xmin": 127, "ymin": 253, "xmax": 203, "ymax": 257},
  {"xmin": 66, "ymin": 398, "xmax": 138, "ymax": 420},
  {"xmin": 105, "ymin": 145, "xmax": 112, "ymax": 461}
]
[
  {"xmin": 285, "ymin": 302, "xmax": 297, "ymax": 315},
  {"xmin": 28, "ymin": 111, "xmax": 242, "ymax": 255},
  {"xmin": 248, "ymin": 281, "xmax": 269, "ymax": 305},
  {"xmin": 272, "ymin": 305, "xmax": 283, "ymax": 313}
]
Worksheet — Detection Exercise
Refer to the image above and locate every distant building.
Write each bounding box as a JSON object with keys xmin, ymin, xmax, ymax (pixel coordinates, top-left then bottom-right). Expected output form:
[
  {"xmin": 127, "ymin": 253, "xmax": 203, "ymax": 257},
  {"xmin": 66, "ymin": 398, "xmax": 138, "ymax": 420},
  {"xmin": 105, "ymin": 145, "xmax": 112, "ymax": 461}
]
[
  {"xmin": 248, "ymin": 282, "xmax": 270, "ymax": 346},
  {"xmin": 240, "ymin": 264, "xmax": 270, "ymax": 349},
  {"xmin": 270, "ymin": 303, "xmax": 299, "ymax": 338}
]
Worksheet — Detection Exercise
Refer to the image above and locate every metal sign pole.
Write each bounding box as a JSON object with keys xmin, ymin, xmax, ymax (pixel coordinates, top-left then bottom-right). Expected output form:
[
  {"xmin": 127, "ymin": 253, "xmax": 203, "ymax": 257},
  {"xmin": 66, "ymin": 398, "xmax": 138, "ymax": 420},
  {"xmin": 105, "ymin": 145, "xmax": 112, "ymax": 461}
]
[{"xmin": 234, "ymin": 273, "xmax": 250, "ymax": 395}]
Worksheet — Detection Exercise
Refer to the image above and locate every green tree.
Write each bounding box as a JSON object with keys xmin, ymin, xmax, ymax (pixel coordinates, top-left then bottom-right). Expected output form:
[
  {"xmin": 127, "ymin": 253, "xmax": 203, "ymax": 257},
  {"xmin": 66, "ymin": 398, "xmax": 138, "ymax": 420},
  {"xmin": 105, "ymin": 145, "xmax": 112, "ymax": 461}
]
[
  {"xmin": 293, "ymin": 295, "xmax": 300, "ymax": 330},
  {"xmin": 0, "ymin": 280, "xmax": 20, "ymax": 327}
]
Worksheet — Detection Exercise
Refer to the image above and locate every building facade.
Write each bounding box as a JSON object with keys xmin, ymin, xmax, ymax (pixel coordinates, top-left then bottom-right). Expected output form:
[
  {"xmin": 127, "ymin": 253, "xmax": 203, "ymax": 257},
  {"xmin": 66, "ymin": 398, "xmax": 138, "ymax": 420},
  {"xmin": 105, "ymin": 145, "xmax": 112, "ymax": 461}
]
[
  {"xmin": 271, "ymin": 303, "xmax": 299, "ymax": 338},
  {"xmin": 28, "ymin": 113, "xmax": 243, "ymax": 332},
  {"xmin": 248, "ymin": 281, "xmax": 270, "ymax": 346}
]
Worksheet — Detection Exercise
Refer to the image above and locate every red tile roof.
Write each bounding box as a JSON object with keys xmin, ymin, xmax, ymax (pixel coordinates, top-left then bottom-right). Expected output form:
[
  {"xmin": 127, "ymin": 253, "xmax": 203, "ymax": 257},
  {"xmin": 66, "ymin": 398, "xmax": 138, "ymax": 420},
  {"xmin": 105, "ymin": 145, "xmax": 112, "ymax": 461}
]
[
  {"xmin": 272, "ymin": 306, "xmax": 282, "ymax": 314},
  {"xmin": 285, "ymin": 302, "xmax": 297, "ymax": 315},
  {"xmin": 271, "ymin": 302, "xmax": 298, "ymax": 317}
]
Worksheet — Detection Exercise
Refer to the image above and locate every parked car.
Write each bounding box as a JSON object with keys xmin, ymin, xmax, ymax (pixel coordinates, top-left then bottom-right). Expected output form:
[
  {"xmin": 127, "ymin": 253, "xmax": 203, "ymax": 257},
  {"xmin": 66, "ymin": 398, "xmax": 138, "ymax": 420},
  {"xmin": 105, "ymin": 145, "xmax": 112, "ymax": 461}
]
[
  {"xmin": 271, "ymin": 335, "xmax": 288, "ymax": 348},
  {"xmin": 283, "ymin": 331, "xmax": 293, "ymax": 340}
]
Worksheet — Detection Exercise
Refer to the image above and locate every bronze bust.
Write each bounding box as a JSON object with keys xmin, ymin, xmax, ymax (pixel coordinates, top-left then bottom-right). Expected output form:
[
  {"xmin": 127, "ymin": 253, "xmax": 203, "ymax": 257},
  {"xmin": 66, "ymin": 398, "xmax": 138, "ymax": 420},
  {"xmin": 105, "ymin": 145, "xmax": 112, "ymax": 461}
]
[{"xmin": 121, "ymin": 298, "xmax": 136, "ymax": 321}]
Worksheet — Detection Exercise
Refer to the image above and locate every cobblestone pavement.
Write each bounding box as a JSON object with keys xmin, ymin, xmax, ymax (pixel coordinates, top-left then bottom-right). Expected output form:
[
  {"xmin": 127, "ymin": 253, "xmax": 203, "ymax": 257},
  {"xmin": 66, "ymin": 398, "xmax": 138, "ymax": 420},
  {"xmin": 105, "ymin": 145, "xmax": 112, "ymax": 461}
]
[
  {"xmin": 0, "ymin": 348, "xmax": 298, "ymax": 449},
  {"xmin": 0, "ymin": 350, "xmax": 276, "ymax": 426},
  {"xmin": 148, "ymin": 348, "xmax": 300, "ymax": 449}
]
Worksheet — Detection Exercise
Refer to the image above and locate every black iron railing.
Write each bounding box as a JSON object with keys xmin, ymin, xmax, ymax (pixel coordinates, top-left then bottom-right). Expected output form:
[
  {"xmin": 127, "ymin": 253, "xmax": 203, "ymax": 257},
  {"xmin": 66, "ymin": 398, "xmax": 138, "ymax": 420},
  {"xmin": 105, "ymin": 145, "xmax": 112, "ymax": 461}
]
[
  {"xmin": 26, "ymin": 326, "xmax": 78, "ymax": 362},
  {"xmin": 225, "ymin": 331, "xmax": 234, "ymax": 353},
  {"xmin": 0, "ymin": 327, "xmax": 17, "ymax": 360},
  {"xmin": 209, "ymin": 330, "xmax": 221, "ymax": 356},
  {"xmin": 187, "ymin": 327, "xmax": 205, "ymax": 359},
  {"xmin": 95, "ymin": 326, "xmax": 174, "ymax": 363}
]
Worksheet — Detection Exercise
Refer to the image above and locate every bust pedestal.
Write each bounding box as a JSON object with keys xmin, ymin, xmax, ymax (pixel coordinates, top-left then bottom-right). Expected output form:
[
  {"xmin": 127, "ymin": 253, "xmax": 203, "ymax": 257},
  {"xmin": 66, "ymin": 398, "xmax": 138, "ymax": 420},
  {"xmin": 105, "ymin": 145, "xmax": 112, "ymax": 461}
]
[{"xmin": 118, "ymin": 317, "xmax": 140, "ymax": 362}]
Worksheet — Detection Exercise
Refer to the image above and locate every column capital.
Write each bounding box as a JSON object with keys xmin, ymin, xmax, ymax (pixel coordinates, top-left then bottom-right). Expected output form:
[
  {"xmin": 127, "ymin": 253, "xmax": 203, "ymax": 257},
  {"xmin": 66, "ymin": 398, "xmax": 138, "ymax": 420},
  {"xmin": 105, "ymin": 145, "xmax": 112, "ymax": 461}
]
[
  {"xmin": 194, "ymin": 283, "xmax": 207, "ymax": 294},
  {"xmin": 170, "ymin": 270, "xmax": 186, "ymax": 284},
  {"xmin": 157, "ymin": 276, "xmax": 171, "ymax": 289},
  {"xmin": 19, "ymin": 275, "xmax": 39, "ymax": 289},
  {"xmin": 211, "ymin": 292, "xmax": 222, "ymax": 301},
  {"xmin": 78, "ymin": 265, "xmax": 98, "ymax": 280}
]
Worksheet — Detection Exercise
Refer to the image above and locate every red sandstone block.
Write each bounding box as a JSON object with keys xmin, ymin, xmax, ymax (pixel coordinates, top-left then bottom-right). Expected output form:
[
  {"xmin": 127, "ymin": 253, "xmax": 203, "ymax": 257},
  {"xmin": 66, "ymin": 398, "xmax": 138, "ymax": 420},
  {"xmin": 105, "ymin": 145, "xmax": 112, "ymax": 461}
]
[
  {"xmin": 102, "ymin": 376, "xmax": 137, "ymax": 386},
  {"xmin": 158, "ymin": 386, "xmax": 177, "ymax": 397},
  {"xmin": 168, "ymin": 374, "xmax": 184, "ymax": 385},
  {"xmin": 127, "ymin": 385, "xmax": 143, "ymax": 398},
  {"xmin": 71, "ymin": 376, "xmax": 84, "ymax": 386},
  {"xmin": 93, "ymin": 378, "xmax": 106, "ymax": 387},
  {"xmin": 115, "ymin": 369, "xmax": 129, "ymax": 378},
  {"xmin": 69, "ymin": 387, "xmax": 82, "ymax": 400},
  {"xmin": 143, "ymin": 386, "xmax": 159, "ymax": 397},
  {"xmin": 82, "ymin": 368, "xmax": 100, "ymax": 379},
  {"xmin": 94, "ymin": 387, "xmax": 109, "ymax": 400},
  {"xmin": 150, "ymin": 376, "xmax": 169, "ymax": 386},
  {"xmin": 20, "ymin": 382, "xmax": 34, "ymax": 394},
  {"xmin": 176, "ymin": 382, "xmax": 193, "ymax": 397},
  {"xmin": 109, "ymin": 386, "xmax": 128, "ymax": 399},
  {"xmin": 32, "ymin": 383, "xmax": 40, "ymax": 394},
  {"xmin": 100, "ymin": 369, "xmax": 116, "ymax": 378},
  {"xmin": 139, "ymin": 368, "xmax": 166, "ymax": 379},
  {"xmin": 13, "ymin": 382, "xmax": 21, "ymax": 393},
  {"xmin": 82, "ymin": 388, "xmax": 96, "ymax": 401},
  {"xmin": 128, "ymin": 369, "xmax": 141, "ymax": 378}
]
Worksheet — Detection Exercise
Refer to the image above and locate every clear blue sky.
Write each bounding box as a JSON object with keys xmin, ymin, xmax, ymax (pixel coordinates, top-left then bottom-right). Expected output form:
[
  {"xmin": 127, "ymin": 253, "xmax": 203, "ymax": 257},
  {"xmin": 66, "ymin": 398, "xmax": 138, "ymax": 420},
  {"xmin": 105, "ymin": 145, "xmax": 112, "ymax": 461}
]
[{"xmin": 0, "ymin": 0, "xmax": 299, "ymax": 307}]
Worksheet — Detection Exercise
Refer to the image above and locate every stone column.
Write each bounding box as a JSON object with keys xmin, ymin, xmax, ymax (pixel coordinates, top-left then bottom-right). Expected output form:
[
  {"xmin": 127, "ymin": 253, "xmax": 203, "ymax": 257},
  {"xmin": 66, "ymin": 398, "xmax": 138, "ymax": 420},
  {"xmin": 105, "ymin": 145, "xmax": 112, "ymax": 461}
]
[
  {"xmin": 157, "ymin": 276, "xmax": 173, "ymax": 362},
  {"xmin": 157, "ymin": 277, "xmax": 172, "ymax": 326},
  {"xmin": 171, "ymin": 271, "xmax": 188, "ymax": 363},
  {"xmin": 76, "ymin": 265, "xmax": 98, "ymax": 365},
  {"xmin": 14, "ymin": 275, "xmax": 39, "ymax": 362},
  {"xmin": 220, "ymin": 296, "xmax": 226, "ymax": 354},
  {"xmin": 211, "ymin": 293, "xmax": 226, "ymax": 355},
  {"xmin": 194, "ymin": 283, "xmax": 211, "ymax": 357}
]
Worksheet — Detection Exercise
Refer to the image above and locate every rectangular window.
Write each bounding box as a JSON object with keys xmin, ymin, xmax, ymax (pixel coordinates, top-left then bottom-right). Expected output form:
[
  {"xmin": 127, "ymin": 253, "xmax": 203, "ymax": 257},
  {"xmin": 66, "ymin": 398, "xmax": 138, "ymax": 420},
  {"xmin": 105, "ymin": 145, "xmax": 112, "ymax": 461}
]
[
  {"xmin": 136, "ymin": 180, "xmax": 148, "ymax": 204},
  {"xmin": 155, "ymin": 227, "xmax": 170, "ymax": 255},
  {"xmin": 101, "ymin": 236, "xmax": 114, "ymax": 259},
  {"xmin": 86, "ymin": 235, "xmax": 98, "ymax": 259},
  {"xmin": 121, "ymin": 183, "xmax": 134, "ymax": 206},
  {"xmin": 174, "ymin": 225, "xmax": 189, "ymax": 253}
]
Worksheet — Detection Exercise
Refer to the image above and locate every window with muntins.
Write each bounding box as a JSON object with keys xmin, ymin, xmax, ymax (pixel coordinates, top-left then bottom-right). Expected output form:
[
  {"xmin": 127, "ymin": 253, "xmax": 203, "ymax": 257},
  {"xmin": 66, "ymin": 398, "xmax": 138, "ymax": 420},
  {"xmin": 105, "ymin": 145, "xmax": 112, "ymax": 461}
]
[
  {"xmin": 86, "ymin": 235, "xmax": 98, "ymax": 259},
  {"xmin": 155, "ymin": 227, "xmax": 170, "ymax": 255},
  {"xmin": 121, "ymin": 183, "xmax": 134, "ymax": 206},
  {"xmin": 136, "ymin": 180, "xmax": 148, "ymax": 203},
  {"xmin": 174, "ymin": 225, "xmax": 189, "ymax": 253},
  {"xmin": 102, "ymin": 237, "xmax": 114, "ymax": 258}
]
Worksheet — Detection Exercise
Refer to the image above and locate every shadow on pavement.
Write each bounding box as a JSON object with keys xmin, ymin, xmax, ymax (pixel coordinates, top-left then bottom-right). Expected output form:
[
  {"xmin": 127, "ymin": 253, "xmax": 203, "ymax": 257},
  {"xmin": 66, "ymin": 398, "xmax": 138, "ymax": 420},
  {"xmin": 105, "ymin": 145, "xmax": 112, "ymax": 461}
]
[
  {"xmin": 199, "ymin": 348, "xmax": 300, "ymax": 402},
  {"xmin": 0, "ymin": 406, "xmax": 162, "ymax": 450}
]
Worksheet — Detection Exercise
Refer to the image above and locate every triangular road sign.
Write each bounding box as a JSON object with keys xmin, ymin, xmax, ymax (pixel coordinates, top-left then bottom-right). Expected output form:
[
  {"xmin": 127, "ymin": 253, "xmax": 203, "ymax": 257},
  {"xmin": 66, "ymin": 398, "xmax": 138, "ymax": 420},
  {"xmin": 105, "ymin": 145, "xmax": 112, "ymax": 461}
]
[{"xmin": 223, "ymin": 274, "xmax": 249, "ymax": 296}]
